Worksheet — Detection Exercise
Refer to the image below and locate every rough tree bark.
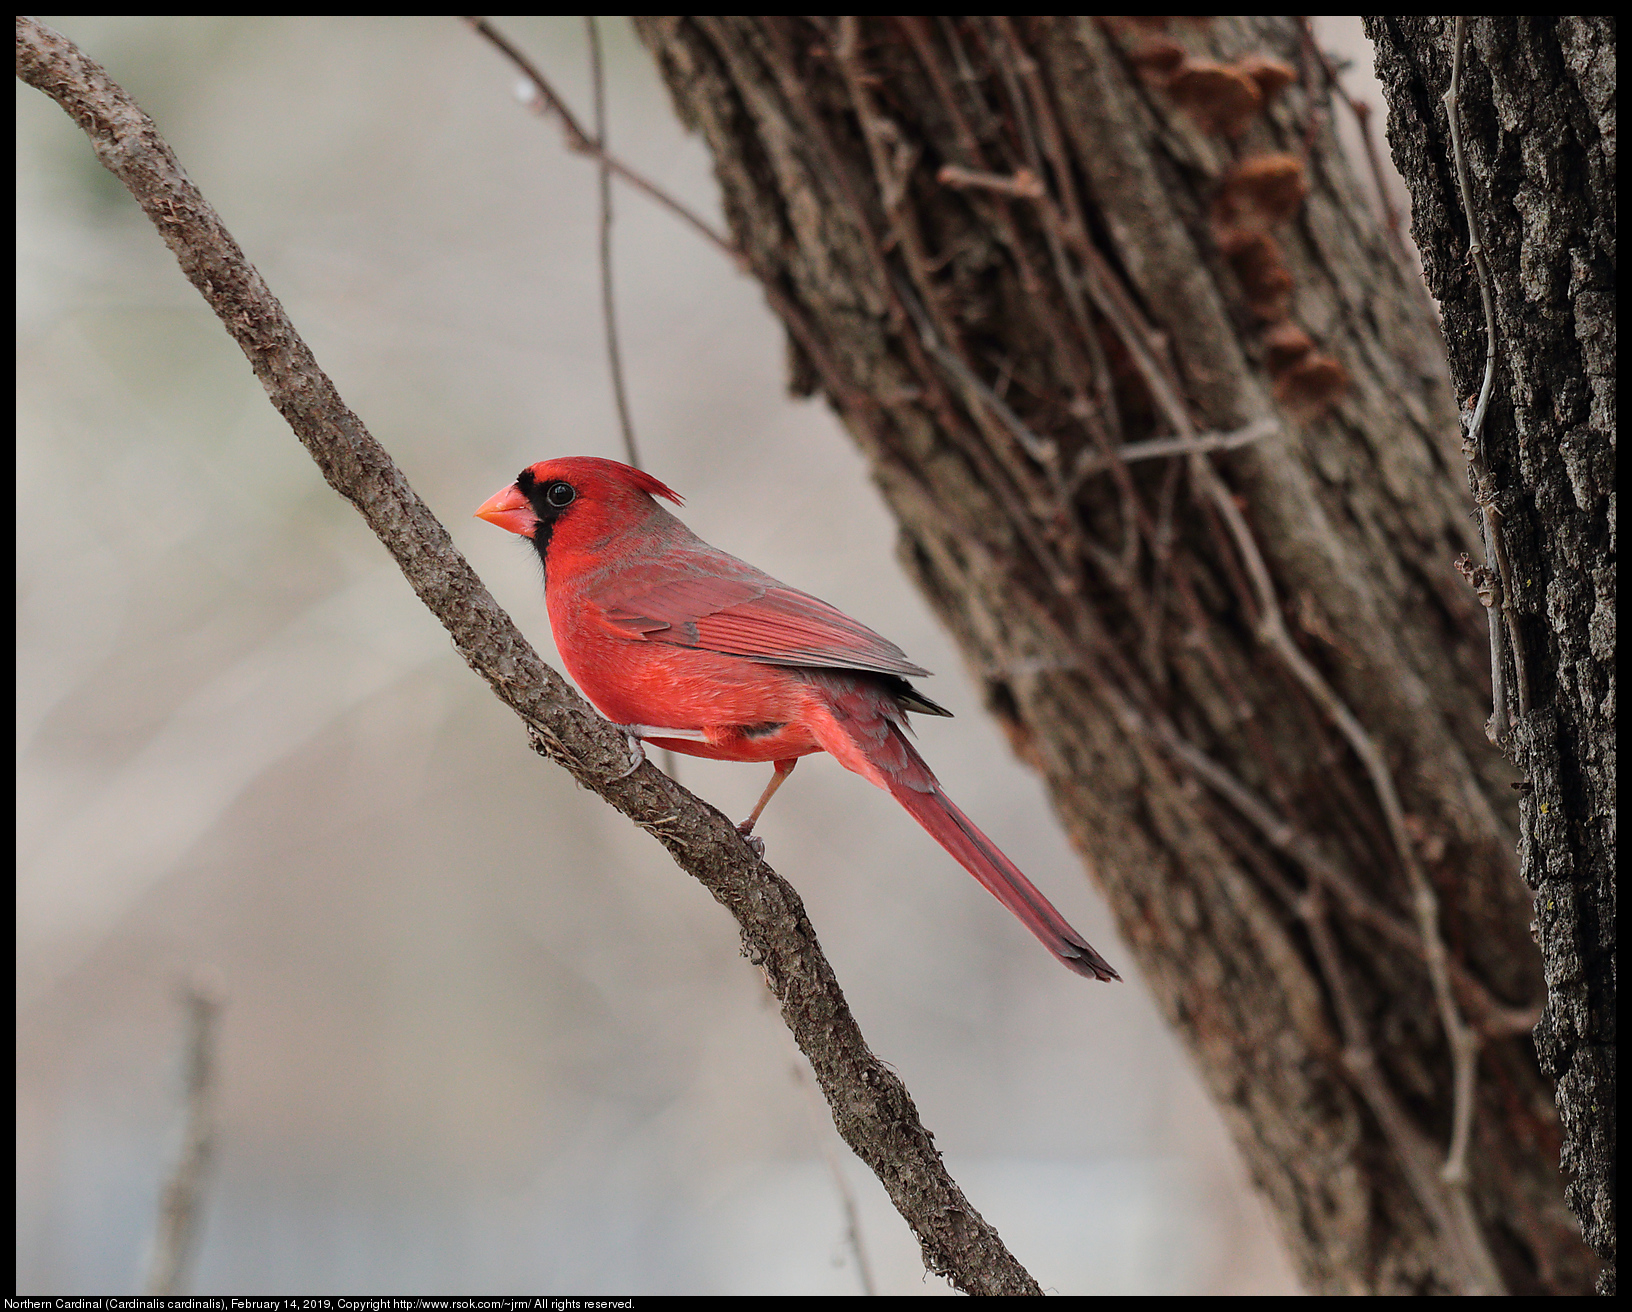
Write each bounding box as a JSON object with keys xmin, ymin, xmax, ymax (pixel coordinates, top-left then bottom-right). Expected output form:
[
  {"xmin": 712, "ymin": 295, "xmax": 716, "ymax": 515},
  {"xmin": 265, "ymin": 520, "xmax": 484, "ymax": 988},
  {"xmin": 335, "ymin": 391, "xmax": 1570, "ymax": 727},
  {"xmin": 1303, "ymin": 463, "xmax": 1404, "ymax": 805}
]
[
  {"xmin": 637, "ymin": 15, "xmax": 1598, "ymax": 1294},
  {"xmin": 1365, "ymin": 16, "xmax": 1616, "ymax": 1295}
]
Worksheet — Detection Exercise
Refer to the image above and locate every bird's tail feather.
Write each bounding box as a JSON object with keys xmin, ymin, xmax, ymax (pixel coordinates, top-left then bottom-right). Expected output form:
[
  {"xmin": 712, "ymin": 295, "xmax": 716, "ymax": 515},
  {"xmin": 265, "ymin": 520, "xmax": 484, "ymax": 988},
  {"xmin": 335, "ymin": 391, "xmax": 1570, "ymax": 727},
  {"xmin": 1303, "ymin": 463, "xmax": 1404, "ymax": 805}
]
[{"xmin": 880, "ymin": 735, "xmax": 1120, "ymax": 982}]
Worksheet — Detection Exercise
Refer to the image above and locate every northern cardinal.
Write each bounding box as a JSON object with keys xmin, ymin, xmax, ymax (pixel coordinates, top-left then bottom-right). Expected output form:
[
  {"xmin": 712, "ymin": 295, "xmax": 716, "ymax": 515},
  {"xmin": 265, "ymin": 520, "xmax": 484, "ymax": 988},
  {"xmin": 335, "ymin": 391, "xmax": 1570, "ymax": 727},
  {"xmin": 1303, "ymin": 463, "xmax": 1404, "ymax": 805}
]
[{"xmin": 476, "ymin": 457, "xmax": 1119, "ymax": 981}]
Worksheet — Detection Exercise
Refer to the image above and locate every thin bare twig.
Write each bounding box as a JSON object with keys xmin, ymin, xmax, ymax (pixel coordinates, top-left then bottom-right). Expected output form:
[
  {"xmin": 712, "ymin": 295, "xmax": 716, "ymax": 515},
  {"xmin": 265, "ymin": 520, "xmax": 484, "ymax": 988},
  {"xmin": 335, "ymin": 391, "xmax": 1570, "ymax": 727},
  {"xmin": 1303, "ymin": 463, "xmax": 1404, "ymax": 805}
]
[
  {"xmin": 465, "ymin": 16, "xmax": 738, "ymax": 261},
  {"xmin": 935, "ymin": 163, "xmax": 1045, "ymax": 198},
  {"xmin": 1446, "ymin": 20, "xmax": 1499, "ymax": 450},
  {"xmin": 585, "ymin": 15, "xmax": 640, "ymax": 470},
  {"xmin": 890, "ymin": 271, "xmax": 1054, "ymax": 464},
  {"xmin": 143, "ymin": 985, "xmax": 219, "ymax": 1296},
  {"xmin": 786, "ymin": 1044, "xmax": 878, "ymax": 1297},
  {"xmin": 1208, "ymin": 793, "xmax": 1481, "ymax": 1284},
  {"xmin": 15, "ymin": 17, "xmax": 1041, "ymax": 1294},
  {"xmin": 472, "ymin": 17, "xmax": 872, "ymax": 425},
  {"xmin": 1297, "ymin": 894, "xmax": 1499, "ymax": 1296},
  {"xmin": 1298, "ymin": 17, "xmax": 1409, "ymax": 269},
  {"xmin": 1121, "ymin": 698, "xmax": 1533, "ymax": 1037},
  {"xmin": 1352, "ymin": 100, "xmax": 1407, "ymax": 255},
  {"xmin": 1443, "ymin": 16, "xmax": 1528, "ymax": 741},
  {"xmin": 1201, "ymin": 445, "xmax": 1486, "ymax": 1200},
  {"xmin": 581, "ymin": 16, "xmax": 676, "ymax": 780},
  {"xmin": 1067, "ymin": 419, "xmax": 1280, "ymax": 488}
]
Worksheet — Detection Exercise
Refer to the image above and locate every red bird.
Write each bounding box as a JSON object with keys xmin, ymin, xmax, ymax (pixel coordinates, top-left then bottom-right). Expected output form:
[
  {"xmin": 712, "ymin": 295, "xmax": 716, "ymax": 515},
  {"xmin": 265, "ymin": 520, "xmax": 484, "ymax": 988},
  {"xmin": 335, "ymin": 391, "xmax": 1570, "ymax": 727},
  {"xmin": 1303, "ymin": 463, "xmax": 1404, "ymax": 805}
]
[{"xmin": 476, "ymin": 457, "xmax": 1119, "ymax": 981}]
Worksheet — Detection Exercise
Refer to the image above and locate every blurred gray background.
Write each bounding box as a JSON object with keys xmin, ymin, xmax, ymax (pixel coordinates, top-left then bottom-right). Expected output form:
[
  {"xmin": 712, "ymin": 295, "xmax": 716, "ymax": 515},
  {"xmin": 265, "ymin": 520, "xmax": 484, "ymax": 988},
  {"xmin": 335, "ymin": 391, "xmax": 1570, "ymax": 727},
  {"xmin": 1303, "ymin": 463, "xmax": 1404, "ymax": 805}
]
[{"xmin": 18, "ymin": 16, "xmax": 1396, "ymax": 1295}]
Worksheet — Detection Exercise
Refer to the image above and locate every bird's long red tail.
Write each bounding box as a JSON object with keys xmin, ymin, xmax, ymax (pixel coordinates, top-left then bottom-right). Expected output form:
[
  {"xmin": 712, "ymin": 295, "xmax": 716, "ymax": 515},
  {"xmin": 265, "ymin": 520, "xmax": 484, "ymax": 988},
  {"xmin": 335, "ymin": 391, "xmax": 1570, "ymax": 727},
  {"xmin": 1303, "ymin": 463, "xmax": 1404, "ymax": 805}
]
[
  {"xmin": 807, "ymin": 686, "xmax": 1119, "ymax": 981},
  {"xmin": 822, "ymin": 708, "xmax": 1116, "ymax": 985},
  {"xmin": 887, "ymin": 773, "xmax": 1121, "ymax": 981}
]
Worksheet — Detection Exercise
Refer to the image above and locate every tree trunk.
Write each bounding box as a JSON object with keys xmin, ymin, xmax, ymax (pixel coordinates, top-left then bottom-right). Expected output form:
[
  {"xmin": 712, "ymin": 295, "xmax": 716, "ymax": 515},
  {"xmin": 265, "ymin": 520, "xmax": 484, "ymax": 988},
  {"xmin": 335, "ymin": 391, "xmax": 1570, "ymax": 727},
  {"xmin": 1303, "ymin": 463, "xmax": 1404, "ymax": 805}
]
[
  {"xmin": 636, "ymin": 15, "xmax": 1598, "ymax": 1294},
  {"xmin": 1365, "ymin": 16, "xmax": 1616, "ymax": 1295}
]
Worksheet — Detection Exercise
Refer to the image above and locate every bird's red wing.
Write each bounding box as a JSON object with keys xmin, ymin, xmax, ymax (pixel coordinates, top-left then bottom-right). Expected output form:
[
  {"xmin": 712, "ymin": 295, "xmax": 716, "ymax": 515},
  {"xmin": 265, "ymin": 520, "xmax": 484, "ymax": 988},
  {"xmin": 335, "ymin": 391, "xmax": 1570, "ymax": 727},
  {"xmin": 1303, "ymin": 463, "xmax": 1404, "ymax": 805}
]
[
  {"xmin": 695, "ymin": 585, "xmax": 931, "ymax": 676},
  {"xmin": 599, "ymin": 555, "xmax": 929, "ymax": 678}
]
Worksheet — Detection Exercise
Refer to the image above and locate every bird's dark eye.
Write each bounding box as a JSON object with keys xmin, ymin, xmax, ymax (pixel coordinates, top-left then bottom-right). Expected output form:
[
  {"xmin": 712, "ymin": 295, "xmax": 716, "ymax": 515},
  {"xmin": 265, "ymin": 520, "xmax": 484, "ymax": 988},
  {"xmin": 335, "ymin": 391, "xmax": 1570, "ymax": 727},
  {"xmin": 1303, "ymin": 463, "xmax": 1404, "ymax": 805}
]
[{"xmin": 544, "ymin": 481, "xmax": 576, "ymax": 509}]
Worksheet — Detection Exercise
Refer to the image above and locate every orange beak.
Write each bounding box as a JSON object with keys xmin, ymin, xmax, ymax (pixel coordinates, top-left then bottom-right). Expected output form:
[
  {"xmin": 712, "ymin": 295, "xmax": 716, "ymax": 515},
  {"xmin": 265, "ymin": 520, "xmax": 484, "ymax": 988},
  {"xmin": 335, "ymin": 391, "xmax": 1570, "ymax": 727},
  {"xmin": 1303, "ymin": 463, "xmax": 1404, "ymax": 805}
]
[{"xmin": 474, "ymin": 482, "xmax": 538, "ymax": 536}]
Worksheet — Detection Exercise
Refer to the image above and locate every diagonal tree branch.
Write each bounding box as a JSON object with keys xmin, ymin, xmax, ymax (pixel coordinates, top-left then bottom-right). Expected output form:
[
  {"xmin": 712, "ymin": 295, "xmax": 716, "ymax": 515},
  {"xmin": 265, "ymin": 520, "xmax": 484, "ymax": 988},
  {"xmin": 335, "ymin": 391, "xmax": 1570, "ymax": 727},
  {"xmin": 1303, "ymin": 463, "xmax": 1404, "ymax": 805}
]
[{"xmin": 14, "ymin": 16, "xmax": 1043, "ymax": 1296}]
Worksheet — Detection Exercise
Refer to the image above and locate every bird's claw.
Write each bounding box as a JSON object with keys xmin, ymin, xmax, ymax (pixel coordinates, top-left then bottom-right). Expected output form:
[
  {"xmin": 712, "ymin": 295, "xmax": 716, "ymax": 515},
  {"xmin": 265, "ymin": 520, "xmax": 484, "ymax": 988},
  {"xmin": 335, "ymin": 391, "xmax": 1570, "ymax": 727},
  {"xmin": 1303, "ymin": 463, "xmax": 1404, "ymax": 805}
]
[
  {"xmin": 737, "ymin": 819, "xmax": 767, "ymax": 861},
  {"xmin": 610, "ymin": 728, "xmax": 646, "ymax": 781}
]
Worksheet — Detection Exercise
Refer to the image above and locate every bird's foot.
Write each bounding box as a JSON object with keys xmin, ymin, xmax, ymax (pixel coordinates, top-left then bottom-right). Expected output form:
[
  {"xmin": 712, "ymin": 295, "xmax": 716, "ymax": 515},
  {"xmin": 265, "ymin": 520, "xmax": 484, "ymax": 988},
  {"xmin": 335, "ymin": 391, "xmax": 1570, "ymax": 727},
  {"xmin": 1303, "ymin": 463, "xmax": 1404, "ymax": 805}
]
[
  {"xmin": 735, "ymin": 819, "xmax": 766, "ymax": 859},
  {"xmin": 609, "ymin": 727, "xmax": 647, "ymax": 781}
]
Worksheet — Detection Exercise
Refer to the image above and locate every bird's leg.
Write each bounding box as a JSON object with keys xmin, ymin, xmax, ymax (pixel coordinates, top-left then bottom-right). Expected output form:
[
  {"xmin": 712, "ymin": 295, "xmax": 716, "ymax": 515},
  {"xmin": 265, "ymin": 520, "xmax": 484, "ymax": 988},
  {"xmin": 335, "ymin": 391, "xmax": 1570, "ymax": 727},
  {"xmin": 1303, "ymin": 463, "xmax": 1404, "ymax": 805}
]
[{"xmin": 737, "ymin": 758, "xmax": 798, "ymax": 840}]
